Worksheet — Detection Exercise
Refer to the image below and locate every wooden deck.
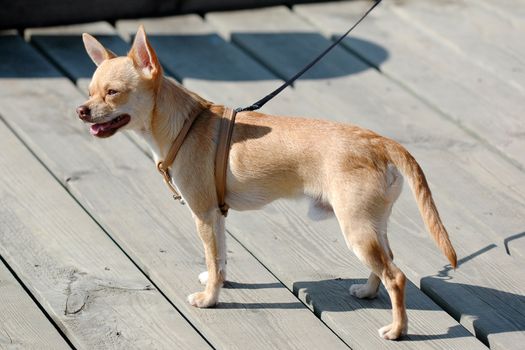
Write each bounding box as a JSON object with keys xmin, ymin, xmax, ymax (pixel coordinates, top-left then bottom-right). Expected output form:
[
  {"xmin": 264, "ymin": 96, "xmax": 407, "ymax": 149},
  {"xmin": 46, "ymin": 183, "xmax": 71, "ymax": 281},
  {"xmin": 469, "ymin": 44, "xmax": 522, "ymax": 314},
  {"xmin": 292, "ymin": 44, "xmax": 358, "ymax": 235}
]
[{"xmin": 0, "ymin": 0, "xmax": 523, "ymax": 348}]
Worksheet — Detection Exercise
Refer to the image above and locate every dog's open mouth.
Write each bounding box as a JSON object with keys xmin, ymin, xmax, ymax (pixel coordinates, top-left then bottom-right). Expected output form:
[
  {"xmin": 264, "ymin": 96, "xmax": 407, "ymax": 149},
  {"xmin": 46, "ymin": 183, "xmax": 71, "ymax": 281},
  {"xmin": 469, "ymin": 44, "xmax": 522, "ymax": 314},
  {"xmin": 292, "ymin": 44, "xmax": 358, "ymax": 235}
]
[{"xmin": 90, "ymin": 114, "xmax": 131, "ymax": 138}]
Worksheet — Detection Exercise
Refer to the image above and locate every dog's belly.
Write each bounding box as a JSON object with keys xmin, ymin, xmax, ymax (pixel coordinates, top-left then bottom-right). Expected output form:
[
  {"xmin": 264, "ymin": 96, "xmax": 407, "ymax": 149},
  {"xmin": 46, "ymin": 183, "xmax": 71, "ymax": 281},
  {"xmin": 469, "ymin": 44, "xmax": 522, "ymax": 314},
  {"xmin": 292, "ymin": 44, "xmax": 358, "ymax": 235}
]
[
  {"xmin": 225, "ymin": 172, "xmax": 305, "ymax": 211},
  {"xmin": 226, "ymin": 188, "xmax": 335, "ymax": 222},
  {"xmin": 225, "ymin": 189, "xmax": 279, "ymax": 211}
]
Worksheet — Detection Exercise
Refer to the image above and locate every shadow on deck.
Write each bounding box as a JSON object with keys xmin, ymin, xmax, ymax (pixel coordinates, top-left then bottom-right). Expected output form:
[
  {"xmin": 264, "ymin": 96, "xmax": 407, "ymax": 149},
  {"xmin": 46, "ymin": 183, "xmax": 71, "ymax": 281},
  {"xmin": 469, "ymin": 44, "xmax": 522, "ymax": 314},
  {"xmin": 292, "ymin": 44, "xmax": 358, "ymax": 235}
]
[{"xmin": 1, "ymin": 33, "xmax": 389, "ymax": 82}]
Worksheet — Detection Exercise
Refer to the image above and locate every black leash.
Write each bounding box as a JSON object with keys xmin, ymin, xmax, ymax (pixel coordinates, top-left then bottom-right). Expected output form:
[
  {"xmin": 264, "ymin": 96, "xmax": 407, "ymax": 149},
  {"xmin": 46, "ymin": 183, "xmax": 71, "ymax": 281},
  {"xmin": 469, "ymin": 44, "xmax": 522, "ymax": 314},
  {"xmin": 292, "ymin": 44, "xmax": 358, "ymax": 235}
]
[{"xmin": 235, "ymin": 0, "xmax": 382, "ymax": 113}]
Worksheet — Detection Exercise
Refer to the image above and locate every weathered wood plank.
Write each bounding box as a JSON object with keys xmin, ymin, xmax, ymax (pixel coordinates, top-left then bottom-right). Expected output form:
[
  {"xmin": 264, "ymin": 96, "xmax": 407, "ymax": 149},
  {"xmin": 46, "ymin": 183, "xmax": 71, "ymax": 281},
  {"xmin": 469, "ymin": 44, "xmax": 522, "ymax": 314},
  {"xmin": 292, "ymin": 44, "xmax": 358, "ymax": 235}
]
[
  {"xmin": 205, "ymin": 7, "xmax": 525, "ymax": 349},
  {"xmin": 294, "ymin": 0, "xmax": 525, "ymax": 172},
  {"xmin": 0, "ymin": 35, "xmax": 211, "ymax": 350},
  {"xmin": 476, "ymin": 0, "xmax": 525, "ymax": 24},
  {"xmin": 0, "ymin": 259, "xmax": 71, "ymax": 349},
  {"xmin": 13, "ymin": 29, "xmax": 350, "ymax": 349},
  {"xmin": 117, "ymin": 15, "xmax": 486, "ymax": 350},
  {"xmin": 386, "ymin": 0, "xmax": 525, "ymax": 92}
]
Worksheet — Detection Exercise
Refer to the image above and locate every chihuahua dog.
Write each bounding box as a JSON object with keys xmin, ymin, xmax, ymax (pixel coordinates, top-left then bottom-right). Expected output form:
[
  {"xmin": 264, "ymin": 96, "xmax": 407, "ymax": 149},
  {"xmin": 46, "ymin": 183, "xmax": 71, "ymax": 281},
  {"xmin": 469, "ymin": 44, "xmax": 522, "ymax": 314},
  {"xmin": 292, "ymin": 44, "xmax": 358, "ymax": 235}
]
[{"xmin": 78, "ymin": 26, "xmax": 457, "ymax": 340}]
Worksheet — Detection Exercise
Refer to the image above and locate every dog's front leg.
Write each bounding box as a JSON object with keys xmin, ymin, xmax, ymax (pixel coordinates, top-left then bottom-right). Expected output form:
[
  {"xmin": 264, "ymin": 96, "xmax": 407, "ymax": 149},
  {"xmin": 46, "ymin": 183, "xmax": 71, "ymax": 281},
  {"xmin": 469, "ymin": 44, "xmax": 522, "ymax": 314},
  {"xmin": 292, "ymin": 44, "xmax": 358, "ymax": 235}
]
[
  {"xmin": 198, "ymin": 212, "xmax": 226, "ymax": 286},
  {"xmin": 188, "ymin": 209, "xmax": 226, "ymax": 308}
]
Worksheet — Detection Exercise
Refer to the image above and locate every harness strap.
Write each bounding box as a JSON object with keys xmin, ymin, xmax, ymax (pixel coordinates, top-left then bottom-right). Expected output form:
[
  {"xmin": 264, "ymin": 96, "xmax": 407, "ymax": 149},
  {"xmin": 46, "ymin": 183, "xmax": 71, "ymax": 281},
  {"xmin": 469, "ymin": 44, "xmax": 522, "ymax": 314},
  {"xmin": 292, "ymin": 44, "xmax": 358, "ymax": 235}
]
[
  {"xmin": 156, "ymin": 104, "xmax": 208, "ymax": 201},
  {"xmin": 156, "ymin": 104, "xmax": 237, "ymax": 217},
  {"xmin": 214, "ymin": 107, "xmax": 237, "ymax": 216}
]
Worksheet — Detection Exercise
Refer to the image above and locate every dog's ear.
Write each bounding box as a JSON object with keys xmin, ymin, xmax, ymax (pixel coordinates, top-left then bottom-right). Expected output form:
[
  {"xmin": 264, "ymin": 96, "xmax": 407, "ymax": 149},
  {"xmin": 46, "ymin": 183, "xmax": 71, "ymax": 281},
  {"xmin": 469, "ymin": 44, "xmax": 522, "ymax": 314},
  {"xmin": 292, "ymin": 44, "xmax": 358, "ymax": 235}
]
[
  {"xmin": 128, "ymin": 25, "xmax": 161, "ymax": 79},
  {"xmin": 82, "ymin": 33, "xmax": 117, "ymax": 66}
]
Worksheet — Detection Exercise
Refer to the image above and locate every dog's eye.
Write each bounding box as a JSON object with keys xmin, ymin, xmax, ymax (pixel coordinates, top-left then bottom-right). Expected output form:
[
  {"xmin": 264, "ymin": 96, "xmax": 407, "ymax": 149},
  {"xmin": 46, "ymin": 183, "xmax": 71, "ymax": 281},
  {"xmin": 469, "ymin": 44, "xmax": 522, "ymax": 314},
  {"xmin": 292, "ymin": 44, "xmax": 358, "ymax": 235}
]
[{"xmin": 107, "ymin": 89, "xmax": 118, "ymax": 96}]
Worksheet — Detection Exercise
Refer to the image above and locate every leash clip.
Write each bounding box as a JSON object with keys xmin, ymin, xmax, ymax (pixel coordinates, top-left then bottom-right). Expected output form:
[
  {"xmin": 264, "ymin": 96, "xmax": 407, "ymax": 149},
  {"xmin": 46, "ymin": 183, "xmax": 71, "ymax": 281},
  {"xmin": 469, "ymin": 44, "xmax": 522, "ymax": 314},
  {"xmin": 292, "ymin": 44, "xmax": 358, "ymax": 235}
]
[{"xmin": 157, "ymin": 161, "xmax": 184, "ymax": 204}]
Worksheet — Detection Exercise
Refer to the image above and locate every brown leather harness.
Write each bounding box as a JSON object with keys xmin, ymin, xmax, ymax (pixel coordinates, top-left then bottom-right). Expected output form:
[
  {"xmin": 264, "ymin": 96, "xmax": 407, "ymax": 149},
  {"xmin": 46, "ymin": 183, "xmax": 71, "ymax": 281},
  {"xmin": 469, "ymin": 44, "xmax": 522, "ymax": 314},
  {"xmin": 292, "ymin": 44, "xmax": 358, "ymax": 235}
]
[{"xmin": 156, "ymin": 105, "xmax": 237, "ymax": 216}]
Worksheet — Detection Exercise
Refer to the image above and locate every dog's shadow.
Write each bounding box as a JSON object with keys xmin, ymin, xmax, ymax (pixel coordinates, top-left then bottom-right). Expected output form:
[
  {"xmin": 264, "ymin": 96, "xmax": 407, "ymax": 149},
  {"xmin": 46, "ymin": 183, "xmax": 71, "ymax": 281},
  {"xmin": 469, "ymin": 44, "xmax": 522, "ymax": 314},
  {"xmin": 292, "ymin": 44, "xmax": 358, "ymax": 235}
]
[{"xmin": 219, "ymin": 275, "xmax": 525, "ymax": 342}]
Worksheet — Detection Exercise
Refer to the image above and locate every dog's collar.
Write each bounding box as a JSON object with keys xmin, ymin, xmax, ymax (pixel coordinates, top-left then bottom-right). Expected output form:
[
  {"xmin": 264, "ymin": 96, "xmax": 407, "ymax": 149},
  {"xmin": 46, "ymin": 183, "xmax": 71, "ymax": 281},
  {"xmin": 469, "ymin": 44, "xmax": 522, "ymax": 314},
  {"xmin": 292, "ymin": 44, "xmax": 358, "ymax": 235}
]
[
  {"xmin": 156, "ymin": 105, "xmax": 237, "ymax": 217},
  {"xmin": 156, "ymin": 103, "xmax": 210, "ymax": 201}
]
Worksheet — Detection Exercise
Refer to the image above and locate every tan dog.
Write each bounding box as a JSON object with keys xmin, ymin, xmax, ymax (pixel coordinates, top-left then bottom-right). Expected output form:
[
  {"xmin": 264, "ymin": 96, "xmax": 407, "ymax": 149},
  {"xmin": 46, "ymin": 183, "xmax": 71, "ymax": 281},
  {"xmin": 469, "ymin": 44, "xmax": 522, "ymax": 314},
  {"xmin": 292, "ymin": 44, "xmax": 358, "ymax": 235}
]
[{"xmin": 78, "ymin": 26, "xmax": 457, "ymax": 340}]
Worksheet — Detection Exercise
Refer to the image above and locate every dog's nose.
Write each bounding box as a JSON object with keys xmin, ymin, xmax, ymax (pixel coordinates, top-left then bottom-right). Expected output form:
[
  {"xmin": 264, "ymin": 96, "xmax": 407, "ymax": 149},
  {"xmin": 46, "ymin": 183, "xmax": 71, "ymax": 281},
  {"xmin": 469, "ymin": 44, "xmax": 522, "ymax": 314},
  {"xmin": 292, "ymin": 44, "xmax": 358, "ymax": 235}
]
[{"xmin": 76, "ymin": 105, "xmax": 91, "ymax": 121}]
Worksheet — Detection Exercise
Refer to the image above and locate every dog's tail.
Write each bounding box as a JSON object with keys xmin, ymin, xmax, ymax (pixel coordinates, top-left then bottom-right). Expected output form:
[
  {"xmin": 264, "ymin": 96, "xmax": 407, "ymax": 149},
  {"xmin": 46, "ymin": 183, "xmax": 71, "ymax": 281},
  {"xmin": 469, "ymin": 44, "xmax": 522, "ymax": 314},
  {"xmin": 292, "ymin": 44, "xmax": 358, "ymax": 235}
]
[{"xmin": 384, "ymin": 139, "xmax": 457, "ymax": 268}]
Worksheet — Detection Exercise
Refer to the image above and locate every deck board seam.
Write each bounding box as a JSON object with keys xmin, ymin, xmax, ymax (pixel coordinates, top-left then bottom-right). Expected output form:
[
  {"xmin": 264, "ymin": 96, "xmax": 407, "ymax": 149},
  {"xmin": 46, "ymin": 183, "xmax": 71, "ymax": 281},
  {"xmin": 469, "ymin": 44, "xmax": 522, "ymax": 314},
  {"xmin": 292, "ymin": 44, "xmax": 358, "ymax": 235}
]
[
  {"xmin": 0, "ymin": 255, "xmax": 76, "ymax": 349},
  {"xmin": 29, "ymin": 36, "xmax": 78, "ymax": 85},
  {"xmin": 229, "ymin": 35, "xmax": 289, "ymax": 85}
]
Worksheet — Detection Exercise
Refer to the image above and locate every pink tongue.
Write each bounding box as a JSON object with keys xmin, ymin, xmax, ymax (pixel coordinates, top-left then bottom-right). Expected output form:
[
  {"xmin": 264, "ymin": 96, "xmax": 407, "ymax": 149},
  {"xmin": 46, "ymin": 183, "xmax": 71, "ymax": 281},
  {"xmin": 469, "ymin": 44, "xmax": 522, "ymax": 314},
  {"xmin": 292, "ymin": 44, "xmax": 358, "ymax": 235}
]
[{"xmin": 90, "ymin": 122, "xmax": 110, "ymax": 136}]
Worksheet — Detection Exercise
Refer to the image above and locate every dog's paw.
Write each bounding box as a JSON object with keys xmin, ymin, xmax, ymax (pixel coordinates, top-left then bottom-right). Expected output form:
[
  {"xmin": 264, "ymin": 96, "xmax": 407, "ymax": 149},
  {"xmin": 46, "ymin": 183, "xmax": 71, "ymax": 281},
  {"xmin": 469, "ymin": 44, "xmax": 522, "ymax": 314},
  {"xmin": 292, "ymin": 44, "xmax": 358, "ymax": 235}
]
[
  {"xmin": 378, "ymin": 323, "xmax": 407, "ymax": 340},
  {"xmin": 198, "ymin": 271, "xmax": 208, "ymax": 285},
  {"xmin": 187, "ymin": 291, "xmax": 217, "ymax": 308},
  {"xmin": 350, "ymin": 283, "xmax": 379, "ymax": 299}
]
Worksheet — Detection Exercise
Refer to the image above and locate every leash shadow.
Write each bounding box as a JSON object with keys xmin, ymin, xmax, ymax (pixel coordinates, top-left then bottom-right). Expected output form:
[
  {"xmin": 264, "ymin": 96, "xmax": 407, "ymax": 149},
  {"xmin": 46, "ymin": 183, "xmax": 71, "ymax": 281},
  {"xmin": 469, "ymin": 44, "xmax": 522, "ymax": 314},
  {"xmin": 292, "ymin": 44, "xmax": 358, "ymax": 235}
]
[{"xmin": 504, "ymin": 230, "xmax": 525, "ymax": 255}]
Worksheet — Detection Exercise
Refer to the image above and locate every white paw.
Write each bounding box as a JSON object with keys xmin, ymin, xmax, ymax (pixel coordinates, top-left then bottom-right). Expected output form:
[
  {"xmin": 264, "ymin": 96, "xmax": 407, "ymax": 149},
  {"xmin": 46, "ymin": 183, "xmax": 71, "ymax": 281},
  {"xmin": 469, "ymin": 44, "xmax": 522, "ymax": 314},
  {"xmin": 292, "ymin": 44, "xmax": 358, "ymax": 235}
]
[
  {"xmin": 187, "ymin": 291, "xmax": 217, "ymax": 308},
  {"xmin": 378, "ymin": 323, "xmax": 406, "ymax": 340},
  {"xmin": 350, "ymin": 283, "xmax": 378, "ymax": 299},
  {"xmin": 198, "ymin": 271, "xmax": 208, "ymax": 285}
]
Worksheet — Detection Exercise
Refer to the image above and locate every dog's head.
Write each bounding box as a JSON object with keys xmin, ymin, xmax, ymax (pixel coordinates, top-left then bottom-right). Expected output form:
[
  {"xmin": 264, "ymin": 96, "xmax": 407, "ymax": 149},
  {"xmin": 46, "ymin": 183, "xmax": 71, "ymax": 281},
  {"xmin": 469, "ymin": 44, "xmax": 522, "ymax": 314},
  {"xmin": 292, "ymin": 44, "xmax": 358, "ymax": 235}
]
[{"xmin": 77, "ymin": 26, "xmax": 162, "ymax": 138}]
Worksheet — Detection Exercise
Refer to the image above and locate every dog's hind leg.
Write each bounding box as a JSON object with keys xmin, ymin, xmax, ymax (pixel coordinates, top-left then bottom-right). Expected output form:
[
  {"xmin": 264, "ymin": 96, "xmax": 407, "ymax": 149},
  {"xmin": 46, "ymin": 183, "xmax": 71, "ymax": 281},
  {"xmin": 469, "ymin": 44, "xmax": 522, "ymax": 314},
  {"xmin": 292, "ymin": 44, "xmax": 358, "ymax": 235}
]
[
  {"xmin": 348, "ymin": 211, "xmax": 394, "ymax": 300},
  {"xmin": 350, "ymin": 166, "xmax": 402, "ymax": 300},
  {"xmin": 350, "ymin": 200, "xmax": 398, "ymax": 299},
  {"xmin": 188, "ymin": 208, "xmax": 226, "ymax": 308},
  {"xmin": 332, "ymin": 177, "xmax": 407, "ymax": 340},
  {"xmin": 338, "ymin": 215, "xmax": 407, "ymax": 339}
]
